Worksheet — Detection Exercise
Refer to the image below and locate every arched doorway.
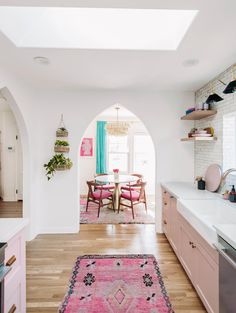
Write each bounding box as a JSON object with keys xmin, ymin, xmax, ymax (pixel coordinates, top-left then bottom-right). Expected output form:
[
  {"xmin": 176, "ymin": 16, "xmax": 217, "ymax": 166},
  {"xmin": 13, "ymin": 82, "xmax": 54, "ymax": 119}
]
[
  {"xmin": 0, "ymin": 87, "xmax": 30, "ymax": 231},
  {"xmin": 78, "ymin": 104, "xmax": 156, "ymax": 225}
]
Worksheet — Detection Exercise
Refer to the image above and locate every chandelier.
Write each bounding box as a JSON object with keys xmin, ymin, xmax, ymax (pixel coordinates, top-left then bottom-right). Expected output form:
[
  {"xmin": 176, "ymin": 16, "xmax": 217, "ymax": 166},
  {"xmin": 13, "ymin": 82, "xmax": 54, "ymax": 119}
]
[{"xmin": 106, "ymin": 106, "xmax": 130, "ymax": 136}]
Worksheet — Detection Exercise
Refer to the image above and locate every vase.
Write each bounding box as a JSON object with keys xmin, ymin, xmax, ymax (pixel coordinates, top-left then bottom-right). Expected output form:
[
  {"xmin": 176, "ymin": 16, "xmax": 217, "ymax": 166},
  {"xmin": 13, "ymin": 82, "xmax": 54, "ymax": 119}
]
[{"xmin": 114, "ymin": 172, "xmax": 119, "ymax": 180}]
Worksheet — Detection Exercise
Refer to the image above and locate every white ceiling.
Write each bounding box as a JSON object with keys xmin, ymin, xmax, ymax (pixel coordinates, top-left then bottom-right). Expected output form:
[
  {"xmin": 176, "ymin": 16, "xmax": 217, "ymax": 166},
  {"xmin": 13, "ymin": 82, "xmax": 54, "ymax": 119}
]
[
  {"xmin": 98, "ymin": 105, "xmax": 137, "ymax": 120},
  {"xmin": 0, "ymin": 0, "xmax": 236, "ymax": 91}
]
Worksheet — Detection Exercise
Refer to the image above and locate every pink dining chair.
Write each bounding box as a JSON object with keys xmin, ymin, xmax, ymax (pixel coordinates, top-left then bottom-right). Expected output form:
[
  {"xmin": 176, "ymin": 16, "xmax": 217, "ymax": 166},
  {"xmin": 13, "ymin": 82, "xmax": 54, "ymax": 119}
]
[
  {"xmin": 95, "ymin": 173, "xmax": 115, "ymax": 191},
  {"xmin": 86, "ymin": 180, "xmax": 115, "ymax": 217},
  {"xmin": 121, "ymin": 173, "xmax": 143, "ymax": 192},
  {"xmin": 118, "ymin": 181, "xmax": 147, "ymax": 219}
]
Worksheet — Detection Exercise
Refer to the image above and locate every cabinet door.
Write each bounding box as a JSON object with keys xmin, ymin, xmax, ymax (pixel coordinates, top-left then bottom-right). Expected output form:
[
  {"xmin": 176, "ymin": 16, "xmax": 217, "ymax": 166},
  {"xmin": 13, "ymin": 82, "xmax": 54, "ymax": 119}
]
[
  {"xmin": 169, "ymin": 196, "xmax": 179, "ymax": 254},
  {"xmin": 162, "ymin": 191, "xmax": 171, "ymax": 238},
  {"xmin": 195, "ymin": 243, "xmax": 219, "ymax": 313},
  {"xmin": 179, "ymin": 224, "xmax": 196, "ymax": 283}
]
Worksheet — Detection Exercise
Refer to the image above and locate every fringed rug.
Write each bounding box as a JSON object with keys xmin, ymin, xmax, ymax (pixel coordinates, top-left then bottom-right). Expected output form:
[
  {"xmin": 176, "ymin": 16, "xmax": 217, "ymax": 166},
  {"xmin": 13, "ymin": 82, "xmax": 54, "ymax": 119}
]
[
  {"xmin": 59, "ymin": 254, "xmax": 174, "ymax": 313},
  {"xmin": 80, "ymin": 199, "xmax": 155, "ymax": 224}
]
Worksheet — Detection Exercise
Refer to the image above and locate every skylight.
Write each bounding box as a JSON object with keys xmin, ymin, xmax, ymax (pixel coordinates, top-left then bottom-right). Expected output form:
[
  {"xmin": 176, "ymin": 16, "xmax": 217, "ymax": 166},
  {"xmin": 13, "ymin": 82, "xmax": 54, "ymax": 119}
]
[{"xmin": 0, "ymin": 7, "xmax": 198, "ymax": 50}]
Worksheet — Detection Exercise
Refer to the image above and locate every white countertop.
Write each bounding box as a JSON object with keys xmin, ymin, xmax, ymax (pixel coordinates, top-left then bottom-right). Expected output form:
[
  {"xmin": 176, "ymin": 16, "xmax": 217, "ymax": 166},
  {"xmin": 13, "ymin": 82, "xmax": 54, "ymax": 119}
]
[
  {"xmin": 214, "ymin": 224, "xmax": 236, "ymax": 250},
  {"xmin": 162, "ymin": 181, "xmax": 236, "ymax": 249},
  {"xmin": 0, "ymin": 218, "xmax": 29, "ymax": 242},
  {"xmin": 161, "ymin": 181, "xmax": 218, "ymax": 200}
]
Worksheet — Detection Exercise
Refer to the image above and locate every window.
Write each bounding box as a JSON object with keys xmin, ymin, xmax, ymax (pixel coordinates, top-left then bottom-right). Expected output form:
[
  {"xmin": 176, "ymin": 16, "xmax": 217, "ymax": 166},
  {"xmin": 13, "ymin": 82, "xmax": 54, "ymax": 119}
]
[
  {"xmin": 223, "ymin": 112, "xmax": 236, "ymax": 171},
  {"xmin": 107, "ymin": 135, "xmax": 129, "ymax": 173}
]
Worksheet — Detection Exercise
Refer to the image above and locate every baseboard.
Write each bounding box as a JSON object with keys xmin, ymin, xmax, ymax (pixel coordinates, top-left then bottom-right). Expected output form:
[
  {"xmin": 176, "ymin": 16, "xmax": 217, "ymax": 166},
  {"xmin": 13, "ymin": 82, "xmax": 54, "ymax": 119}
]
[{"xmin": 38, "ymin": 224, "xmax": 80, "ymax": 234}]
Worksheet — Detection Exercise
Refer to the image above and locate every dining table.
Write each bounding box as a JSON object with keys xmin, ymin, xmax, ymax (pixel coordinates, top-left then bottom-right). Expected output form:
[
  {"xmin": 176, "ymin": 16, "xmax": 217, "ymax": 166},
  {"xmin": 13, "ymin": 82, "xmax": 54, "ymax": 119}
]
[{"xmin": 95, "ymin": 174, "xmax": 138, "ymax": 210}]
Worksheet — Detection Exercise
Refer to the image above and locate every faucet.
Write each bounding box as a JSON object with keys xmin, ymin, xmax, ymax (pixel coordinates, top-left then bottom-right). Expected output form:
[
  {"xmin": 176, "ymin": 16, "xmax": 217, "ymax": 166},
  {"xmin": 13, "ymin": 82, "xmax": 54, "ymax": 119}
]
[{"xmin": 218, "ymin": 168, "xmax": 236, "ymax": 193}]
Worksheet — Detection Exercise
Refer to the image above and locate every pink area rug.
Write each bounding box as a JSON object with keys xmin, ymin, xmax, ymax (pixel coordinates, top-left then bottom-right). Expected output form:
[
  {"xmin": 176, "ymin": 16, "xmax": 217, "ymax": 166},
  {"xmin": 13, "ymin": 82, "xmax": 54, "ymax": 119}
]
[
  {"xmin": 59, "ymin": 255, "xmax": 174, "ymax": 313},
  {"xmin": 80, "ymin": 199, "xmax": 155, "ymax": 224}
]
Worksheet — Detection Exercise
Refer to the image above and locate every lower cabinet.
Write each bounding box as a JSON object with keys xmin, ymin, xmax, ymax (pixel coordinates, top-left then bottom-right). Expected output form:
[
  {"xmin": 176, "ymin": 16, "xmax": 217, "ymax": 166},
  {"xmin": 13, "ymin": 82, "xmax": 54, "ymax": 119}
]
[
  {"xmin": 4, "ymin": 228, "xmax": 26, "ymax": 313},
  {"xmin": 161, "ymin": 188, "xmax": 219, "ymax": 313}
]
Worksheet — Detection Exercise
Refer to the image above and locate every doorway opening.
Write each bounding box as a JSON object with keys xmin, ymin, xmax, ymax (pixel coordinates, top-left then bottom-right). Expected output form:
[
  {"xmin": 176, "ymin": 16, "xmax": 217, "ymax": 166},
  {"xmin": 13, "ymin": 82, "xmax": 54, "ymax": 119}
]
[
  {"xmin": 79, "ymin": 104, "xmax": 155, "ymax": 225},
  {"xmin": 0, "ymin": 92, "xmax": 23, "ymax": 218}
]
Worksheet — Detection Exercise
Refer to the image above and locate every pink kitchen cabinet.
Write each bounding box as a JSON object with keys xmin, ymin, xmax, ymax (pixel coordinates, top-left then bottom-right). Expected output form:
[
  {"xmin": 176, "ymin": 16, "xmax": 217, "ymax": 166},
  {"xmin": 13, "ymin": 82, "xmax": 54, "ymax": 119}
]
[
  {"xmin": 162, "ymin": 188, "xmax": 219, "ymax": 313},
  {"xmin": 4, "ymin": 227, "xmax": 26, "ymax": 313},
  {"xmin": 161, "ymin": 188, "xmax": 179, "ymax": 255}
]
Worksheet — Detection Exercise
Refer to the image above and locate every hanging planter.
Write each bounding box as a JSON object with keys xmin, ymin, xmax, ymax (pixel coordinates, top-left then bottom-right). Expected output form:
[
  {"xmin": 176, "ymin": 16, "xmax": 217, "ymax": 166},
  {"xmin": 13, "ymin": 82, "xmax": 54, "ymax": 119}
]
[
  {"xmin": 44, "ymin": 154, "xmax": 73, "ymax": 180},
  {"xmin": 55, "ymin": 164, "xmax": 72, "ymax": 171},
  {"xmin": 44, "ymin": 114, "xmax": 72, "ymax": 180},
  {"xmin": 56, "ymin": 114, "xmax": 68, "ymax": 137},
  {"xmin": 54, "ymin": 140, "xmax": 70, "ymax": 153}
]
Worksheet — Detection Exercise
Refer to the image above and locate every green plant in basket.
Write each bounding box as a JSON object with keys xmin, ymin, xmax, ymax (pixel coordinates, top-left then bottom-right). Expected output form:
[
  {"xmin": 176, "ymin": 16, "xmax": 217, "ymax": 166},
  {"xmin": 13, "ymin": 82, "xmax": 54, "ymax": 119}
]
[
  {"xmin": 44, "ymin": 154, "xmax": 73, "ymax": 180},
  {"xmin": 55, "ymin": 140, "xmax": 69, "ymax": 146}
]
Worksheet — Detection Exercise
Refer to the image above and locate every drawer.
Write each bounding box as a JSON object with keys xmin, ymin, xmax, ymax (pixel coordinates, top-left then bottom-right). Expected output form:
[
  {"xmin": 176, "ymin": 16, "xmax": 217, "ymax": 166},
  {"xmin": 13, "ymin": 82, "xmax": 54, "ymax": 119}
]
[
  {"xmin": 5, "ymin": 234, "xmax": 22, "ymax": 282},
  {"xmin": 4, "ymin": 269, "xmax": 21, "ymax": 313}
]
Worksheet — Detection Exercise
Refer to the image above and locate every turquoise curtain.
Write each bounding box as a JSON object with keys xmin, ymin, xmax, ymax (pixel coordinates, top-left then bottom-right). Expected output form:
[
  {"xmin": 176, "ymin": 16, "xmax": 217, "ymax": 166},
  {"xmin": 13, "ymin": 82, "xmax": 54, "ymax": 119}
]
[{"xmin": 96, "ymin": 121, "xmax": 107, "ymax": 174}]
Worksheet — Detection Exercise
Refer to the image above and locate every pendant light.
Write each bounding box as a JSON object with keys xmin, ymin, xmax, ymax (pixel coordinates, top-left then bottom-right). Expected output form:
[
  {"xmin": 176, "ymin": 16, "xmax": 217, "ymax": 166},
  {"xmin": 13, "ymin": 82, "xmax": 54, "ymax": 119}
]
[
  {"xmin": 206, "ymin": 81, "xmax": 223, "ymax": 105},
  {"xmin": 223, "ymin": 65, "xmax": 236, "ymax": 94},
  {"xmin": 106, "ymin": 106, "xmax": 129, "ymax": 136}
]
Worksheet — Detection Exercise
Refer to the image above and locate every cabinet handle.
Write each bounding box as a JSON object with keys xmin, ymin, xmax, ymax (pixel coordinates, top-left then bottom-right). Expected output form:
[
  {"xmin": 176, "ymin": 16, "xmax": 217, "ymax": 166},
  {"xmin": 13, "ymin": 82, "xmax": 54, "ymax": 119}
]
[
  {"xmin": 163, "ymin": 220, "xmax": 167, "ymax": 225},
  {"xmin": 8, "ymin": 304, "xmax": 16, "ymax": 313},
  {"xmin": 6, "ymin": 255, "xmax": 16, "ymax": 267}
]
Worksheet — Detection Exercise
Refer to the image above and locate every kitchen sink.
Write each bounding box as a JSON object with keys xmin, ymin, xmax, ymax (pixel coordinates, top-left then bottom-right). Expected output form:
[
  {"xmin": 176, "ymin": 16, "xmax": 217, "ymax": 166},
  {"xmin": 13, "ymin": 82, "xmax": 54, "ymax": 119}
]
[{"xmin": 177, "ymin": 199, "xmax": 236, "ymax": 246}]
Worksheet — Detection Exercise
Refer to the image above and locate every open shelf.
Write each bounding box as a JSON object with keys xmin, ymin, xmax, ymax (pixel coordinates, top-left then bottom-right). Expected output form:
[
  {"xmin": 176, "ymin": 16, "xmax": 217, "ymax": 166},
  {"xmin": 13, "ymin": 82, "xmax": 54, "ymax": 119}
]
[
  {"xmin": 181, "ymin": 110, "xmax": 217, "ymax": 120},
  {"xmin": 181, "ymin": 137, "xmax": 217, "ymax": 142}
]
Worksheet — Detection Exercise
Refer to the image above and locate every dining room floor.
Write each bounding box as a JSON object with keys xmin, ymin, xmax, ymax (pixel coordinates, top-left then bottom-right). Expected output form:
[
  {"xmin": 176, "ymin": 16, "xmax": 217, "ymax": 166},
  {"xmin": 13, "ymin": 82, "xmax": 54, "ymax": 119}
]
[{"xmin": 80, "ymin": 195, "xmax": 155, "ymax": 224}]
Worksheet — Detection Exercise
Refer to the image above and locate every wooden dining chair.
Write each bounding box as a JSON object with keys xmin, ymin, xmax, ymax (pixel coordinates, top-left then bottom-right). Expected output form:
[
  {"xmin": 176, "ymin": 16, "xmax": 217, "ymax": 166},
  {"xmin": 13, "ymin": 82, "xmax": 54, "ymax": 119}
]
[
  {"xmin": 121, "ymin": 173, "xmax": 144, "ymax": 191},
  {"xmin": 86, "ymin": 180, "xmax": 115, "ymax": 217},
  {"xmin": 94, "ymin": 173, "xmax": 115, "ymax": 191},
  {"xmin": 118, "ymin": 181, "xmax": 147, "ymax": 219}
]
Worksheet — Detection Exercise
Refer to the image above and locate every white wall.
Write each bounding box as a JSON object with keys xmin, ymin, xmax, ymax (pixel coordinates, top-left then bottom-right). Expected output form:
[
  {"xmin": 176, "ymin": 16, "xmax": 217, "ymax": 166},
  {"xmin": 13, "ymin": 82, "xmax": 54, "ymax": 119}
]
[
  {"xmin": 0, "ymin": 68, "xmax": 195, "ymax": 238},
  {"xmin": 80, "ymin": 118, "xmax": 96, "ymax": 195},
  {"xmin": 29, "ymin": 89, "xmax": 195, "ymax": 235}
]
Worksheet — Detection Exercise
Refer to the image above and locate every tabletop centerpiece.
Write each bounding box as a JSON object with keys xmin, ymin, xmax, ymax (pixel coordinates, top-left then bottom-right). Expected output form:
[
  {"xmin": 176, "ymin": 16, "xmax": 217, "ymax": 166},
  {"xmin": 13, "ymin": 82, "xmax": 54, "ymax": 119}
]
[{"xmin": 113, "ymin": 169, "xmax": 119, "ymax": 181}]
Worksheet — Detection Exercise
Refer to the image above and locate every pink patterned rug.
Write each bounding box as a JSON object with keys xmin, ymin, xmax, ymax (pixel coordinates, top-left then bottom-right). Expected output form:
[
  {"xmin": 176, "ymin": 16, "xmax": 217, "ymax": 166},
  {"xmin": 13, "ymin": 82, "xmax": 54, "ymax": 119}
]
[
  {"xmin": 80, "ymin": 199, "xmax": 155, "ymax": 224},
  {"xmin": 59, "ymin": 255, "xmax": 174, "ymax": 313}
]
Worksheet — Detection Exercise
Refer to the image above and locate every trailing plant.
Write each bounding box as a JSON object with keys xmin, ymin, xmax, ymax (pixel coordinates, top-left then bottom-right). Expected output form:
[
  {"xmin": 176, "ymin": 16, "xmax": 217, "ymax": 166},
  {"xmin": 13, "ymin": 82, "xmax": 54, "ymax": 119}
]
[
  {"xmin": 44, "ymin": 154, "xmax": 73, "ymax": 180},
  {"xmin": 55, "ymin": 140, "xmax": 69, "ymax": 146}
]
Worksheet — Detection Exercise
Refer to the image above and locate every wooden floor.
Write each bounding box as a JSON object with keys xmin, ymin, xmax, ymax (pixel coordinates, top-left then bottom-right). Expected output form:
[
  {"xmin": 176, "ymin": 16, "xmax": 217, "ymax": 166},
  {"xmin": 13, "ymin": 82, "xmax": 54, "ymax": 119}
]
[
  {"xmin": 0, "ymin": 200, "xmax": 23, "ymax": 218},
  {"xmin": 26, "ymin": 224, "xmax": 206, "ymax": 313}
]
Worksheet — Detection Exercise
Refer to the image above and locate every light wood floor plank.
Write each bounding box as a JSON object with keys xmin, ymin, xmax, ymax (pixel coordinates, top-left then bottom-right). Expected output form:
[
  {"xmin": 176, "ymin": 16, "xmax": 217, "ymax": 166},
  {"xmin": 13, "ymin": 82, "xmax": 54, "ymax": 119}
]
[{"xmin": 26, "ymin": 224, "xmax": 206, "ymax": 312}]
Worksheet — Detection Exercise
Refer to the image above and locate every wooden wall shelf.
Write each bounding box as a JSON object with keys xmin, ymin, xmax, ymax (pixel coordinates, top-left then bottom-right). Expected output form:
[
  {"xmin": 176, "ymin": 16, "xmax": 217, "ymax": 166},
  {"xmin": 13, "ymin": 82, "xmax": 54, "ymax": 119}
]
[
  {"xmin": 181, "ymin": 110, "xmax": 217, "ymax": 120},
  {"xmin": 181, "ymin": 137, "xmax": 217, "ymax": 142}
]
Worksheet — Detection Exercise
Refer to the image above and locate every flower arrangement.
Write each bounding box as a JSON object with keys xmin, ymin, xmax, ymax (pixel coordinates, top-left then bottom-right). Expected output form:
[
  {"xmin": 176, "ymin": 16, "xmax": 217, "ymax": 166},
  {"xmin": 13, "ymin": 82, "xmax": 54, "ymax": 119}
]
[{"xmin": 113, "ymin": 169, "xmax": 119, "ymax": 180}]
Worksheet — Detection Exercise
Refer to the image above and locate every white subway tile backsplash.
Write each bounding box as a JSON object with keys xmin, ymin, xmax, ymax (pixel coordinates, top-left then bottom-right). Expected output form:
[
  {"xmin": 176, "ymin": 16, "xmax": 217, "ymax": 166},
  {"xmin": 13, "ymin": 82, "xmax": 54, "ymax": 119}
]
[{"xmin": 195, "ymin": 63, "xmax": 236, "ymax": 184}]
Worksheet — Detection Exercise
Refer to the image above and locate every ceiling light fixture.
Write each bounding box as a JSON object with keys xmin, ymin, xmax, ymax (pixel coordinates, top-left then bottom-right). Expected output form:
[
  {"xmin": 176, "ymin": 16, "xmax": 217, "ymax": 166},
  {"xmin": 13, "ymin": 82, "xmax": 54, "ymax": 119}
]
[
  {"xmin": 106, "ymin": 106, "xmax": 130, "ymax": 136},
  {"xmin": 33, "ymin": 56, "xmax": 50, "ymax": 65}
]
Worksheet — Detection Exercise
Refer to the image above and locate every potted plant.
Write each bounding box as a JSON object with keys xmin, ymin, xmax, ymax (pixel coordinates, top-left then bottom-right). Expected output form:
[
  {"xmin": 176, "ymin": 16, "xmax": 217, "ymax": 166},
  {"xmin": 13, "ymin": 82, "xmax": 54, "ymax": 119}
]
[
  {"xmin": 56, "ymin": 127, "xmax": 68, "ymax": 137},
  {"xmin": 44, "ymin": 154, "xmax": 73, "ymax": 180},
  {"xmin": 54, "ymin": 140, "xmax": 70, "ymax": 153}
]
